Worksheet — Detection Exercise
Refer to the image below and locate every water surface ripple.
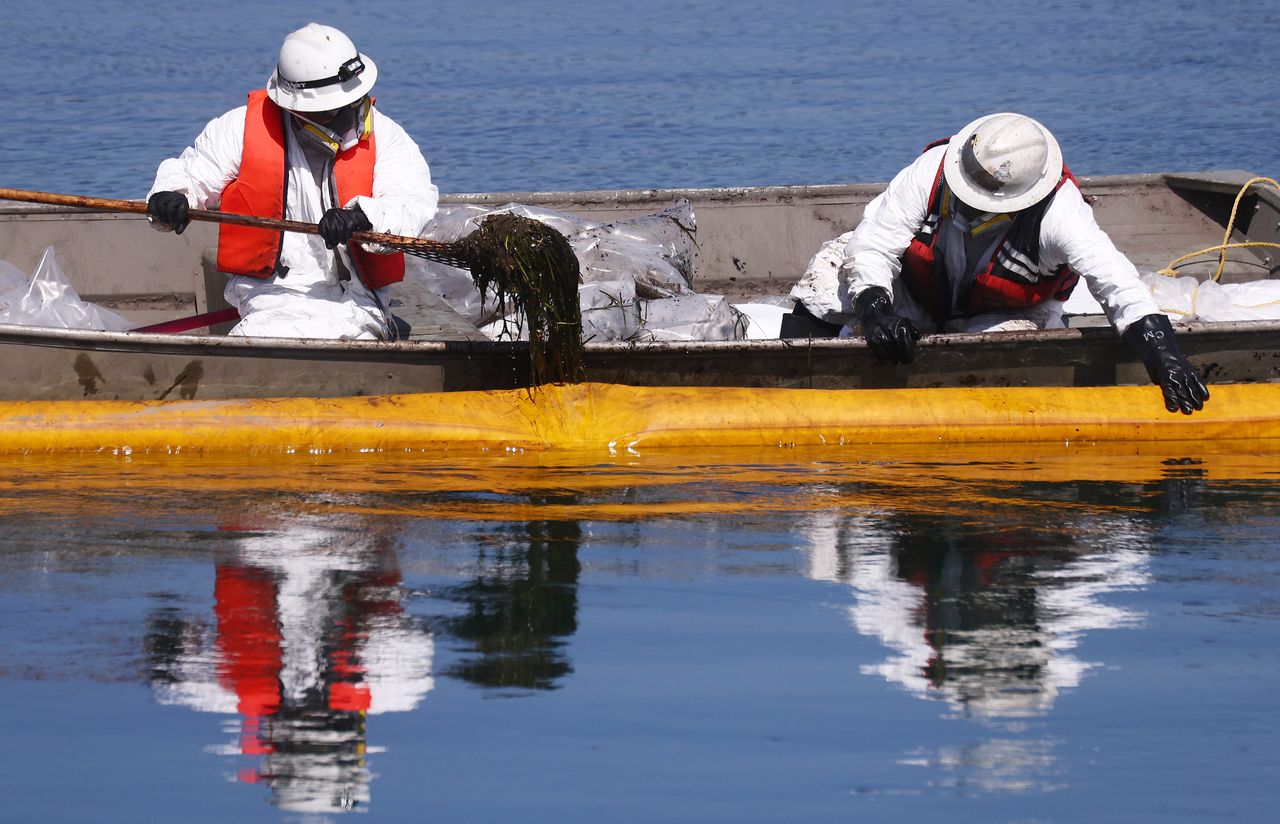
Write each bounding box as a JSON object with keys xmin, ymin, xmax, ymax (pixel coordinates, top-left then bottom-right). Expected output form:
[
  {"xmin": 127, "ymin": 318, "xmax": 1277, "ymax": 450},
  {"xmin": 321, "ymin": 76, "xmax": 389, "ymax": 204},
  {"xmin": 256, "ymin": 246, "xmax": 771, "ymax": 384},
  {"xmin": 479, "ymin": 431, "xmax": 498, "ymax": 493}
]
[
  {"xmin": 4, "ymin": 3, "xmax": 1280, "ymax": 819},
  {"xmin": 0, "ymin": 446, "xmax": 1277, "ymax": 821},
  {"xmin": 4, "ymin": 0, "xmax": 1277, "ymax": 196}
]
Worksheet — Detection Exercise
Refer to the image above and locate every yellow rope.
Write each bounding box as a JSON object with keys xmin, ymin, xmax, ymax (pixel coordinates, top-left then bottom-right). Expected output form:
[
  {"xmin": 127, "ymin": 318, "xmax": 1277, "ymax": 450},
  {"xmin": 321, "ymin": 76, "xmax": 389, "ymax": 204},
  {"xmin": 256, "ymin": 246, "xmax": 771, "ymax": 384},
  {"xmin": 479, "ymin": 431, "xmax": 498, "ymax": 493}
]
[{"xmin": 1155, "ymin": 176, "xmax": 1280, "ymax": 281}]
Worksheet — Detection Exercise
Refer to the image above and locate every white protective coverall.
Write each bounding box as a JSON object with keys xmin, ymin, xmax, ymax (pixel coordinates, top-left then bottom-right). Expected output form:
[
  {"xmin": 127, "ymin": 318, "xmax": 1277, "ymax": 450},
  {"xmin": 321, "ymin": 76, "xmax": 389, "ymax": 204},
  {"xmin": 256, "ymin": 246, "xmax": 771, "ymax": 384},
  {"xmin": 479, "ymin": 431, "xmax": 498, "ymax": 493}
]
[
  {"xmin": 790, "ymin": 144, "xmax": 1160, "ymax": 335},
  {"xmin": 149, "ymin": 105, "xmax": 438, "ymax": 339}
]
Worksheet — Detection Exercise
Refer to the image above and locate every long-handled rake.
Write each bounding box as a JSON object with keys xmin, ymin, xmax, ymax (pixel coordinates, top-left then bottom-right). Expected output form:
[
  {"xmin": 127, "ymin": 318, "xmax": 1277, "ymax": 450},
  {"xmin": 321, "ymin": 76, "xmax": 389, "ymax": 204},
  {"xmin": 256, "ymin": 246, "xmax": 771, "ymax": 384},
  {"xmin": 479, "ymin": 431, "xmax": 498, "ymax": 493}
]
[{"xmin": 0, "ymin": 187, "xmax": 584, "ymax": 386}]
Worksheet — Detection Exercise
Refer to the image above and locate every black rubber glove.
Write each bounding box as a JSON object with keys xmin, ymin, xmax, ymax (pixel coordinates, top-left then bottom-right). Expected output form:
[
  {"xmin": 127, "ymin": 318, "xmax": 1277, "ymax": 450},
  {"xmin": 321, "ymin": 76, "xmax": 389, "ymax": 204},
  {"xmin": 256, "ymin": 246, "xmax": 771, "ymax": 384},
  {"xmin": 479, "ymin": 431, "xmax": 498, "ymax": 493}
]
[
  {"xmin": 147, "ymin": 191, "xmax": 190, "ymax": 235},
  {"xmin": 855, "ymin": 286, "xmax": 920, "ymax": 364},
  {"xmin": 1122, "ymin": 313, "xmax": 1210, "ymax": 415},
  {"xmin": 317, "ymin": 205, "xmax": 373, "ymax": 249}
]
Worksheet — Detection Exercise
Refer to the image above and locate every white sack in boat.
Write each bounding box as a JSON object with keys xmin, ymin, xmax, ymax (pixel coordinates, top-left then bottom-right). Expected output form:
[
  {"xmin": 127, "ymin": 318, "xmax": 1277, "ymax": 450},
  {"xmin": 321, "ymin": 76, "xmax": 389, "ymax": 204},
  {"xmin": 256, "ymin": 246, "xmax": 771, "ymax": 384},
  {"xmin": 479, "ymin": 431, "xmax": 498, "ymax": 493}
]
[
  {"xmin": 635, "ymin": 294, "xmax": 747, "ymax": 342},
  {"xmin": 733, "ymin": 302, "xmax": 790, "ymax": 339},
  {"xmin": 579, "ymin": 279, "xmax": 641, "ymax": 342},
  {"xmin": 487, "ymin": 203, "xmax": 600, "ymax": 239},
  {"xmin": 416, "ymin": 203, "xmax": 496, "ymax": 242},
  {"xmin": 569, "ymin": 200, "xmax": 698, "ymax": 298},
  {"xmin": 0, "ymin": 260, "xmax": 28, "ymax": 318},
  {"xmin": 408, "ymin": 200, "xmax": 699, "ymax": 328},
  {"xmin": 403, "ymin": 256, "xmax": 498, "ymax": 327},
  {"xmin": 481, "ymin": 287, "xmax": 746, "ymax": 343},
  {"xmin": 0, "ymin": 246, "xmax": 132, "ymax": 331},
  {"xmin": 1138, "ymin": 273, "xmax": 1280, "ymax": 323},
  {"xmin": 406, "ymin": 202, "xmax": 600, "ymax": 326},
  {"xmin": 1066, "ymin": 273, "xmax": 1280, "ymax": 324},
  {"xmin": 1139, "ymin": 273, "xmax": 1198, "ymax": 320},
  {"xmin": 1182, "ymin": 278, "xmax": 1280, "ymax": 322},
  {"xmin": 462, "ymin": 200, "xmax": 698, "ymax": 298}
]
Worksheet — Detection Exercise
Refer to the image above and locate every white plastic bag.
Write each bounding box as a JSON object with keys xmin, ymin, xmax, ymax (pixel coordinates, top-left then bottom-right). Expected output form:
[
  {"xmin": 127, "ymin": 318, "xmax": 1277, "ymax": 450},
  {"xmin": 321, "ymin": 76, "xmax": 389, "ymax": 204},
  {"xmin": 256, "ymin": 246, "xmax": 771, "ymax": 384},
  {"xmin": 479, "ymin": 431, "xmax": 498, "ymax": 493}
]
[
  {"xmin": 579, "ymin": 279, "xmax": 641, "ymax": 342},
  {"xmin": 483, "ymin": 203, "xmax": 601, "ymax": 240},
  {"xmin": 733, "ymin": 302, "xmax": 790, "ymax": 339},
  {"xmin": 480, "ymin": 287, "xmax": 746, "ymax": 344},
  {"xmin": 412, "ymin": 200, "xmax": 701, "ymax": 331},
  {"xmin": 420, "ymin": 203, "xmax": 507, "ymax": 242},
  {"xmin": 1194, "ymin": 279, "xmax": 1280, "ymax": 322},
  {"xmin": 452, "ymin": 201, "xmax": 698, "ymax": 297},
  {"xmin": 0, "ymin": 247, "xmax": 133, "ymax": 331},
  {"xmin": 404, "ymin": 257, "xmax": 497, "ymax": 326},
  {"xmin": 479, "ymin": 279, "xmax": 643, "ymax": 343},
  {"xmin": 1137, "ymin": 272, "xmax": 1280, "ymax": 323},
  {"xmin": 571, "ymin": 200, "xmax": 698, "ymax": 298},
  {"xmin": 635, "ymin": 294, "xmax": 747, "ymax": 342},
  {"xmin": 1140, "ymin": 273, "xmax": 1198, "ymax": 320},
  {"xmin": 0, "ymin": 260, "xmax": 29, "ymax": 316}
]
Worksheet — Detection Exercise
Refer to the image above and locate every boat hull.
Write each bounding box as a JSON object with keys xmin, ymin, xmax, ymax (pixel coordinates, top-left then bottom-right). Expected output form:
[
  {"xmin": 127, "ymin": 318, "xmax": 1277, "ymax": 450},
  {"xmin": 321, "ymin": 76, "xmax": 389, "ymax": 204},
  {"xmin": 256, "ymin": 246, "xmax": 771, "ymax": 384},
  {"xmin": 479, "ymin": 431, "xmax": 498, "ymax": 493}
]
[{"xmin": 2, "ymin": 319, "xmax": 1279, "ymax": 401}]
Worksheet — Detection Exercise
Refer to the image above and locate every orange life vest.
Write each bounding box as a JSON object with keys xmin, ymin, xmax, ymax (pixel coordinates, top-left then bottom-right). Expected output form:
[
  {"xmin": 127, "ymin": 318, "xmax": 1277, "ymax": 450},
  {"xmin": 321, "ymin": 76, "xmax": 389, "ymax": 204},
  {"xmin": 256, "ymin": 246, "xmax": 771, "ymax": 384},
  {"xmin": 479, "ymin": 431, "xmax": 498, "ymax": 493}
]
[
  {"xmin": 216, "ymin": 90, "xmax": 405, "ymax": 288},
  {"xmin": 900, "ymin": 139, "xmax": 1080, "ymax": 329}
]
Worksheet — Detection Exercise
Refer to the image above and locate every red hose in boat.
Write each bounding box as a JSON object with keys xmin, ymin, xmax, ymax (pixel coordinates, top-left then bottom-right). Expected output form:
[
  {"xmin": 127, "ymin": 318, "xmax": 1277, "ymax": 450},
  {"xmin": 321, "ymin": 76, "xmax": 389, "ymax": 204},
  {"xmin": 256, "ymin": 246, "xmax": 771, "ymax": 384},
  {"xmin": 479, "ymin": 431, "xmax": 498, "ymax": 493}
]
[{"xmin": 131, "ymin": 307, "xmax": 240, "ymax": 334}]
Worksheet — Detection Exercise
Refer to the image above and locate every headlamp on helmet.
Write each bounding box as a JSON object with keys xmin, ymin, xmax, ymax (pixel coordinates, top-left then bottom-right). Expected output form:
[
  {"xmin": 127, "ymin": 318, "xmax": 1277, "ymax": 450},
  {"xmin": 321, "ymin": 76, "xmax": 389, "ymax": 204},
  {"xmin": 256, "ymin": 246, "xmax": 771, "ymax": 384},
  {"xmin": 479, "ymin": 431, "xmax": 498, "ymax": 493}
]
[{"xmin": 266, "ymin": 23, "xmax": 378, "ymax": 113}]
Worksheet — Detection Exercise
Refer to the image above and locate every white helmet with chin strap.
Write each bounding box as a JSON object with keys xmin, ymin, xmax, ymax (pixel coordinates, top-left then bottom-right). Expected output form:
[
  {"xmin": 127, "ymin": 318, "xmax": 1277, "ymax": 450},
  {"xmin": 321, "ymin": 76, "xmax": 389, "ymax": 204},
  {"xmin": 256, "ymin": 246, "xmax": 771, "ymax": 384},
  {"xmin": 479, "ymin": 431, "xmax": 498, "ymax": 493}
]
[
  {"xmin": 942, "ymin": 113, "xmax": 1063, "ymax": 214},
  {"xmin": 266, "ymin": 23, "xmax": 377, "ymax": 113}
]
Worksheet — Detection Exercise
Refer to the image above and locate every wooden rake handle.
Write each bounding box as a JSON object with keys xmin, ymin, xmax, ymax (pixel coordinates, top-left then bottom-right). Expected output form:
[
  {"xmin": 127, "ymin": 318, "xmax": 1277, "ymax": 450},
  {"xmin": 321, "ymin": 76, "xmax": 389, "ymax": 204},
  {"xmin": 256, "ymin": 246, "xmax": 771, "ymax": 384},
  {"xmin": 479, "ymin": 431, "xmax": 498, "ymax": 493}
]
[{"xmin": 0, "ymin": 186, "xmax": 464, "ymax": 260}]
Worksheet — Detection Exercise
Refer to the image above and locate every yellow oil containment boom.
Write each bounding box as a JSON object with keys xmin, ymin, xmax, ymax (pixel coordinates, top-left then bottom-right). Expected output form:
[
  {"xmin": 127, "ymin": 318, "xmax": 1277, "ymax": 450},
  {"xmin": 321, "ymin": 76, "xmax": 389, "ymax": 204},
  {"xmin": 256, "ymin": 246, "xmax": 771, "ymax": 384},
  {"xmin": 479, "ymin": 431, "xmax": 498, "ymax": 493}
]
[{"xmin": 0, "ymin": 383, "xmax": 1277, "ymax": 455}]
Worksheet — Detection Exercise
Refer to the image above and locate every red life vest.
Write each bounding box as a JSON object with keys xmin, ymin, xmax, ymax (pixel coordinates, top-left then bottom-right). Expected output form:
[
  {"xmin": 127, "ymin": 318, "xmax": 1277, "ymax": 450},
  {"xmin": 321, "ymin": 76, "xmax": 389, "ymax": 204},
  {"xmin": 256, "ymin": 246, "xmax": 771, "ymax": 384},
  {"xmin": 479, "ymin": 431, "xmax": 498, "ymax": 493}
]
[
  {"xmin": 216, "ymin": 90, "xmax": 406, "ymax": 288},
  {"xmin": 213, "ymin": 559, "xmax": 399, "ymax": 721},
  {"xmin": 900, "ymin": 139, "xmax": 1080, "ymax": 329},
  {"xmin": 214, "ymin": 563, "xmax": 283, "ymax": 719}
]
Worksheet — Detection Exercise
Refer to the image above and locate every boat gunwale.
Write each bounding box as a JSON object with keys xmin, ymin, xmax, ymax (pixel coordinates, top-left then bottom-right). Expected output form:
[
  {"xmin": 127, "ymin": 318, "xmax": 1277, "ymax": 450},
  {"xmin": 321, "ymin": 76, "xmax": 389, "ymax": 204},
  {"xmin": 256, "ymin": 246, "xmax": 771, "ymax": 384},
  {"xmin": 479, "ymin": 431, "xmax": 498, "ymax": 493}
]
[{"xmin": 0, "ymin": 318, "xmax": 1276, "ymax": 364}]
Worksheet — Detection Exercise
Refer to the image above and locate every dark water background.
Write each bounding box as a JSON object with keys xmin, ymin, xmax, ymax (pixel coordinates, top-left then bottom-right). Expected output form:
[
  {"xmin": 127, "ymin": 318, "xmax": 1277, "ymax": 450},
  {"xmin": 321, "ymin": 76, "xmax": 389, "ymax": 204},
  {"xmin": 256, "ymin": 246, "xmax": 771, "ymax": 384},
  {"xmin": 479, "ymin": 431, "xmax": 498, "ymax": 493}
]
[
  {"xmin": 3, "ymin": 0, "xmax": 1278, "ymax": 196},
  {"xmin": 3, "ymin": 1, "xmax": 1280, "ymax": 821}
]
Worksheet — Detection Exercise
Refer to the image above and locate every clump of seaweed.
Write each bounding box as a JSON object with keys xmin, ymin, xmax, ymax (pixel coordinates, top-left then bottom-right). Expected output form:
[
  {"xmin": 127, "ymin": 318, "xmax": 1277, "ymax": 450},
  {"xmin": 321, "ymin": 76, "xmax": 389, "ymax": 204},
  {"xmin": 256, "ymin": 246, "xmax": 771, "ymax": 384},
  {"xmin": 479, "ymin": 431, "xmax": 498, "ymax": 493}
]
[{"xmin": 460, "ymin": 213, "xmax": 583, "ymax": 386}]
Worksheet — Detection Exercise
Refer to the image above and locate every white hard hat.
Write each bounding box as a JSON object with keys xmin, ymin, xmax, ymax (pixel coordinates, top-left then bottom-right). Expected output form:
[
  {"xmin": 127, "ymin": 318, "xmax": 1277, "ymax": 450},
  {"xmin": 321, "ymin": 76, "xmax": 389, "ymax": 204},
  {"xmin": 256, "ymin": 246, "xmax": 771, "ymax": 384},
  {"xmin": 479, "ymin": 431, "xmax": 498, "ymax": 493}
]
[
  {"xmin": 266, "ymin": 23, "xmax": 377, "ymax": 112},
  {"xmin": 942, "ymin": 113, "xmax": 1063, "ymax": 213}
]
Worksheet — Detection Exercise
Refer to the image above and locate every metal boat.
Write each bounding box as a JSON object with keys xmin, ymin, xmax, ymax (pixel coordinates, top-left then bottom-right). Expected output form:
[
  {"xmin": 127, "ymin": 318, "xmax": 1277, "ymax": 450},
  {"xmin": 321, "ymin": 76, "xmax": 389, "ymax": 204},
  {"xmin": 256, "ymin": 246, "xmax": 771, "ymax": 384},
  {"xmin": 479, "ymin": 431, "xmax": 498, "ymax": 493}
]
[{"xmin": 1, "ymin": 170, "xmax": 1277, "ymax": 401}]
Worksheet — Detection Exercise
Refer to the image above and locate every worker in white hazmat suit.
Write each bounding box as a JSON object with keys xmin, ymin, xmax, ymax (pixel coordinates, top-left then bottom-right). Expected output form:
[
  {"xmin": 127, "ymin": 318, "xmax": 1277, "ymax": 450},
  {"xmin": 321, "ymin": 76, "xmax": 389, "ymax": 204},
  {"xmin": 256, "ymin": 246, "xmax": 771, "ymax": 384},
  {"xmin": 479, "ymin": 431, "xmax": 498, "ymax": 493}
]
[
  {"xmin": 783, "ymin": 113, "xmax": 1209, "ymax": 415},
  {"xmin": 146, "ymin": 23, "xmax": 438, "ymax": 339}
]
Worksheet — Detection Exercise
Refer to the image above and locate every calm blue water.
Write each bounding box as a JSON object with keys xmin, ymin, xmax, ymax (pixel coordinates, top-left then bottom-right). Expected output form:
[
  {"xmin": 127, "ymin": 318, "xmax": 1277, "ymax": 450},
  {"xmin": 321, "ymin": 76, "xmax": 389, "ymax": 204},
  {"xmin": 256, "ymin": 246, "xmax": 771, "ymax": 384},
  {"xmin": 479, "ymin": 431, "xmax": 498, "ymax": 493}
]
[
  {"xmin": 3, "ymin": 3, "xmax": 1280, "ymax": 821},
  {"xmin": 1, "ymin": 448, "xmax": 1279, "ymax": 822},
  {"xmin": 4, "ymin": 0, "xmax": 1278, "ymax": 197}
]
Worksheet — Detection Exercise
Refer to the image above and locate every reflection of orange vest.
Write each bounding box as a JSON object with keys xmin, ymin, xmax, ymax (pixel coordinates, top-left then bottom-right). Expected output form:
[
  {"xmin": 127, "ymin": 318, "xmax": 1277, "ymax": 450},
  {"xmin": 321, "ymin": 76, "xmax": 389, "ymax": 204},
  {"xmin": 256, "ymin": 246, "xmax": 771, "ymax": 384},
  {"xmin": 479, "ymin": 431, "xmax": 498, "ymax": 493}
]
[
  {"xmin": 214, "ymin": 563, "xmax": 282, "ymax": 719},
  {"xmin": 901, "ymin": 139, "xmax": 1080, "ymax": 329},
  {"xmin": 216, "ymin": 90, "xmax": 405, "ymax": 288},
  {"xmin": 213, "ymin": 559, "xmax": 394, "ymax": 722}
]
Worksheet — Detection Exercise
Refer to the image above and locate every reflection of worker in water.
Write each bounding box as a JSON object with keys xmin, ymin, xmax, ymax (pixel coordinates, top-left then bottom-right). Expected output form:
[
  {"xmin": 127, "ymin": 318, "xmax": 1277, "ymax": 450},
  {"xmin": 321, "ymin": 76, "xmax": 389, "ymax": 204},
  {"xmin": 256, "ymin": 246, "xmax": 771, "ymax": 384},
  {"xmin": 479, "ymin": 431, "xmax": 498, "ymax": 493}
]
[
  {"xmin": 796, "ymin": 472, "xmax": 1213, "ymax": 793},
  {"xmin": 801, "ymin": 509, "xmax": 1149, "ymax": 719},
  {"xmin": 145, "ymin": 521, "xmax": 433, "ymax": 815}
]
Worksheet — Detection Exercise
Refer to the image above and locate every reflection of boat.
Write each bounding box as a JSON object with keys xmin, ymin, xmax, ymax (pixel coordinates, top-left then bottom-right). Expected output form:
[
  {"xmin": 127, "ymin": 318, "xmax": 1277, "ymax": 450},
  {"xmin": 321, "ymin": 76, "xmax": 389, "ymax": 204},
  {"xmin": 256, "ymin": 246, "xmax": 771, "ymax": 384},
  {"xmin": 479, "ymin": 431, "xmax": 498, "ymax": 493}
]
[
  {"xmin": 1, "ymin": 171, "xmax": 1279, "ymax": 401},
  {"xmin": 145, "ymin": 519, "xmax": 433, "ymax": 814}
]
